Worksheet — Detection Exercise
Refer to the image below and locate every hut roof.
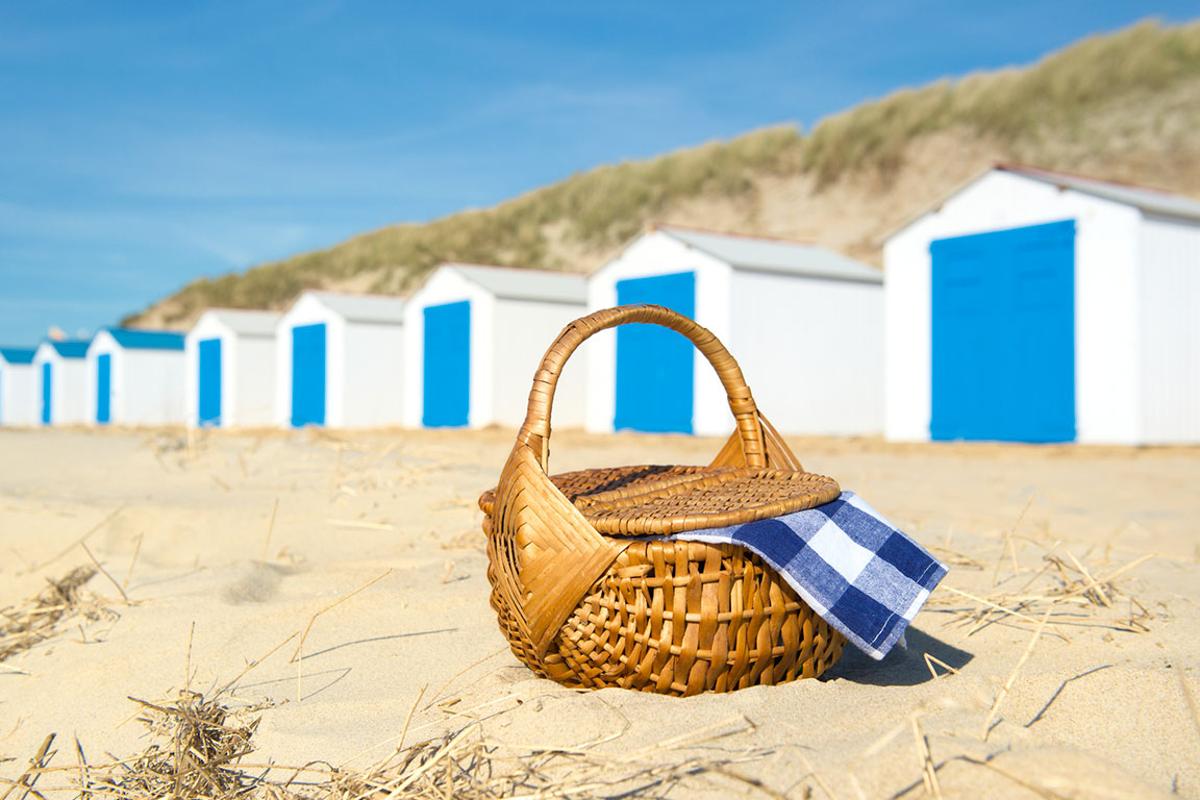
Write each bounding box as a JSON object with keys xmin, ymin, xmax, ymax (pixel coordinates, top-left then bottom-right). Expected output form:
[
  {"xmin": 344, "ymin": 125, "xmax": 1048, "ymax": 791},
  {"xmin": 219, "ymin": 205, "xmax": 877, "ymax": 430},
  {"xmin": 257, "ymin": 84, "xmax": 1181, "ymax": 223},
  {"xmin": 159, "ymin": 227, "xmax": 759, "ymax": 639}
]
[
  {"xmin": 103, "ymin": 328, "xmax": 185, "ymax": 351},
  {"xmin": 199, "ymin": 309, "xmax": 282, "ymax": 336},
  {"xmin": 443, "ymin": 263, "xmax": 587, "ymax": 304},
  {"xmin": 47, "ymin": 339, "xmax": 91, "ymax": 359},
  {"xmin": 0, "ymin": 347, "xmax": 36, "ymax": 365},
  {"xmin": 306, "ymin": 291, "xmax": 406, "ymax": 324},
  {"xmin": 655, "ymin": 226, "xmax": 881, "ymax": 284},
  {"xmin": 997, "ymin": 163, "xmax": 1200, "ymax": 222}
]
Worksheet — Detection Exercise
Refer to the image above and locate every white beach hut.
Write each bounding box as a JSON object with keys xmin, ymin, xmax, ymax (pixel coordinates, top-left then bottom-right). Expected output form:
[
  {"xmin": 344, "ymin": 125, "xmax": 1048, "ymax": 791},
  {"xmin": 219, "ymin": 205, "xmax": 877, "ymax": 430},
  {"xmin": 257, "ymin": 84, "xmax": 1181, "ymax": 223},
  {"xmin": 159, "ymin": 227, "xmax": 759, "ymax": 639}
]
[
  {"xmin": 0, "ymin": 347, "xmax": 38, "ymax": 426},
  {"xmin": 885, "ymin": 164, "xmax": 1200, "ymax": 445},
  {"xmin": 403, "ymin": 264, "xmax": 587, "ymax": 429},
  {"xmin": 275, "ymin": 291, "xmax": 406, "ymax": 428},
  {"xmin": 586, "ymin": 225, "xmax": 884, "ymax": 437},
  {"xmin": 32, "ymin": 339, "xmax": 91, "ymax": 426},
  {"xmin": 185, "ymin": 309, "xmax": 281, "ymax": 428},
  {"xmin": 86, "ymin": 328, "xmax": 186, "ymax": 426}
]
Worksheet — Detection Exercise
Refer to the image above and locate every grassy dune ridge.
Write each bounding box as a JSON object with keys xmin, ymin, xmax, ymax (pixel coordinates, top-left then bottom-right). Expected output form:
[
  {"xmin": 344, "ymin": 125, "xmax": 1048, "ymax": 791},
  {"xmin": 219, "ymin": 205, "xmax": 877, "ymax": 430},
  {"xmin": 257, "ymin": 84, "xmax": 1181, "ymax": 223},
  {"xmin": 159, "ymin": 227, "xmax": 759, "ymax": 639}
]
[
  {"xmin": 802, "ymin": 18, "xmax": 1200, "ymax": 182},
  {"xmin": 127, "ymin": 19, "xmax": 1200, "ymax": 328}
]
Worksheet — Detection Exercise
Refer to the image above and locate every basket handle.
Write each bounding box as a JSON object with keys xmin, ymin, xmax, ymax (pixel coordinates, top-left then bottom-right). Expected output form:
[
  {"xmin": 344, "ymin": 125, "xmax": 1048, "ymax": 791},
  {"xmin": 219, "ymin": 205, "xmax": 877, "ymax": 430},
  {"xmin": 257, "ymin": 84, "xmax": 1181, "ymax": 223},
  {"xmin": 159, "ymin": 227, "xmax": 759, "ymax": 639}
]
[{"xmin": 516, "ymin": 304, "xmax": 766, "ymax": 471}]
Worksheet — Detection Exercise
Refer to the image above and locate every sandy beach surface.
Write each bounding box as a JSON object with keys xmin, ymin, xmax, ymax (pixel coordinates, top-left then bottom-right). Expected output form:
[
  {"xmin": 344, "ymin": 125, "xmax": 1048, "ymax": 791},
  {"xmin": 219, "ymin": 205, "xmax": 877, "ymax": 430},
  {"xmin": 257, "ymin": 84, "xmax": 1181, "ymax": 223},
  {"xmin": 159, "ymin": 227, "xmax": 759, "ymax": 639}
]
[{"xmin": 1, "ymin": 426, "xmax": 1198, "ymax": 798}]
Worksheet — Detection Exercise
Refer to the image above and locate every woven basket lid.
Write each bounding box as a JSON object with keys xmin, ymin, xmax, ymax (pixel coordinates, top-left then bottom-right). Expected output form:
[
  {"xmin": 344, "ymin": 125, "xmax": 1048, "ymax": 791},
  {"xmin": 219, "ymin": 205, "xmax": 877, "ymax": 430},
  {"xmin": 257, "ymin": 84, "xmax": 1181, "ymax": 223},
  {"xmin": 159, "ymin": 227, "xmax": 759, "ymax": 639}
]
[{"xmin": 479, "ymin": 463, "xmax": 840, "ymax": 536}]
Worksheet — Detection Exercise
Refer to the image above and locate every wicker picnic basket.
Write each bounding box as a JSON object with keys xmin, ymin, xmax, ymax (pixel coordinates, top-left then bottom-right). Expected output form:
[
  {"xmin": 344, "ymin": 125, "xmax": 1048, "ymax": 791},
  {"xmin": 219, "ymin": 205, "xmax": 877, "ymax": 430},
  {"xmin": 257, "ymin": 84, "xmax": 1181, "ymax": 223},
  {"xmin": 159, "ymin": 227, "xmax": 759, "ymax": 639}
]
[{"xmin": 479, "ymin": 305, "xmax": 846, "ymax": 696}]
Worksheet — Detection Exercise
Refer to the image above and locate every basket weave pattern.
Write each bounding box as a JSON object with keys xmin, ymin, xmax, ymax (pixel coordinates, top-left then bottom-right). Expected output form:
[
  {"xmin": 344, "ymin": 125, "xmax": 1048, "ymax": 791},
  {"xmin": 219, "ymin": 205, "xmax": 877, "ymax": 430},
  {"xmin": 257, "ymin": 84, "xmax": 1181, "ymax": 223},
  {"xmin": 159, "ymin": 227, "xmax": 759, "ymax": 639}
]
[{"xmin": 482, "ymin": 305, "xmax": 846, "ymax": 696}]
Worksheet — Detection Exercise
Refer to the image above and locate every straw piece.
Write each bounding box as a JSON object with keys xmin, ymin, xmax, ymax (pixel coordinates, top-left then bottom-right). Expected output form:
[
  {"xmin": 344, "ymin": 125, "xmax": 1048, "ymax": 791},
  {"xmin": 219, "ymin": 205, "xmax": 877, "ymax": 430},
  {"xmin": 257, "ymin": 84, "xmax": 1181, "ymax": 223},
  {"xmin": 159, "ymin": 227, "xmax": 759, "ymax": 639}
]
[
  {"xmin": 1065, "ymin": 551, "xmax": 1110, "ymax": 607},
  {"xmin": 1095, "ymin": 553, "xmax": 1155, "ymax": 586},
  {"xmin": 79, "ymin": 543, "xmax": 129, "ymax": 604},
  {"xmin": 928, "ymin": 545, "xmax": 984, "ymax": 570},
  {"xmin": 993, "ymin": 496, "xmax": 1034, "ymax": 587},
  {"xmin": 396, "ymin": 685, "xmax": 426, "ymax": 754},
  {"xmin": 122, "ymin": 533, "xmax": 143, "ymax": 590},
  {"xmin": 22, "ymin": 505, "xmax": 126, "ymax": 575},
  {"xmin": 1, "ymin": 566, "xmax": 111, "ymax": 663},
  {"xmin": 423, "ymin": 647, "xmax": 508, "ymax": 710},
  {"xmin": 325, "ymin": 519, "xmax": 395, "ymax": 532},
  {"xmin": 0, "ymin": 733, "xmax": 54, "ymax": 800},
  {"xmin": 73, "ymin": 736, "xmax": 88, "ymax": 799},
  {"xmin": 939, "ymin": 586, "xmax": 1046, "ymax": 628},
  {"xmin": 982, "ymin": 609, "xmax": 1051, "ymax": 740},
  {"xmin": 923, "ymin": 652, "xmax": 959, "ymax": 680},
  {"xmin": 184, "ymin": 622, "xmax": 196, "ymax": 691},
  {"xmin": 962, "ymin": 755, "xmax": 1068, "ymax": 800},
  {"xmin": 1025, "ymin": 664, "xmax": 1112, "ymax": 728},
  {"xmin": 911, "ymin": 715, "xmax": 942, "ymax": 799},
  {"xmin": 215, "ymin": 632, "xmax": 297, "ymax": 698},
  {"xmin": 261, "ymin": 499, "xmax": 279, "ymax": 561},
  {"xmin": 1176, "ymin": 661, "xmax": 1200, "ymax": 742},
  {"xmin": 708, "ymin": 766, "xmax": 791, "ymax": 800},
  {"xmin": 659, "ymin": 715, "xmax": 755, "ymax": 750},
  {"xmin": 792, "ymin": 750, "xmax": 838, "ymax": 800},
  {"xmin": 289, "ymin": 570, "xmax": 393, "ymax": 664}
]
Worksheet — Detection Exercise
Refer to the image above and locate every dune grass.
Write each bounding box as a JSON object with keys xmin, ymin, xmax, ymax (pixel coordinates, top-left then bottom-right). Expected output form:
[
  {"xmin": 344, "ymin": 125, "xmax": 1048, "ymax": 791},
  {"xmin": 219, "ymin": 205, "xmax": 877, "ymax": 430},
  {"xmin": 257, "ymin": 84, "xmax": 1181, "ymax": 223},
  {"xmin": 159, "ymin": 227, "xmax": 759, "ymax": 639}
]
[
  {"xmin": 134, "ymin": 124, "xmax": 803, "ymax": 324},
  {"xmin": 802, "ymin": 19, "xmax": 1200, "ymax": 184},
  {"xmin": 126, "ymin": 19, "xmax": 1200, "ymax": 327}
]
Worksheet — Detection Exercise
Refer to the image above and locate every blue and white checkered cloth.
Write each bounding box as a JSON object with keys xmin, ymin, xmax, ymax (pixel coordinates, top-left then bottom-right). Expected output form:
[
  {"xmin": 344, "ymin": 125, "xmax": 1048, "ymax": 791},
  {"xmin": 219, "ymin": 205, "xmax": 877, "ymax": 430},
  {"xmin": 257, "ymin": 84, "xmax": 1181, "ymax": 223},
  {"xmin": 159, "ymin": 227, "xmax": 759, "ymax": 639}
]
[{"xmin": 664, "ymin": 492, "xmax": 946, "ymax": 660}]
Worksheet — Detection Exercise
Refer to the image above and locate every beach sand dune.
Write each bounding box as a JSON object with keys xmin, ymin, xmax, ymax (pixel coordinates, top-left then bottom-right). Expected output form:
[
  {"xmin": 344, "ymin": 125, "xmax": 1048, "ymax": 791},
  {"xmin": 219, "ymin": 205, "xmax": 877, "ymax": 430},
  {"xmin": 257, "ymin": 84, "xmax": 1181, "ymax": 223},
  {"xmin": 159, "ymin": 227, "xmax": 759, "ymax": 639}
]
[{"xmin": 1, "ymin": 428, "xmax": 1197, "ymax": 798}]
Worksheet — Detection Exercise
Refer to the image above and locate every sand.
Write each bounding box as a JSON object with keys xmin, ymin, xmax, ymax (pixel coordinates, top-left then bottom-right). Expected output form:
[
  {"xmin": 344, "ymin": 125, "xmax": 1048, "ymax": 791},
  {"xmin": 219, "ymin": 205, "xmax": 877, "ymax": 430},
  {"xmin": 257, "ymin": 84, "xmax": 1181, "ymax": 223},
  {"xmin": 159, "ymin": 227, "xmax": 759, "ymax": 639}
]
[{"xmin": 1, "ymin": 426, "xmax": 1198, "ymax": 798}]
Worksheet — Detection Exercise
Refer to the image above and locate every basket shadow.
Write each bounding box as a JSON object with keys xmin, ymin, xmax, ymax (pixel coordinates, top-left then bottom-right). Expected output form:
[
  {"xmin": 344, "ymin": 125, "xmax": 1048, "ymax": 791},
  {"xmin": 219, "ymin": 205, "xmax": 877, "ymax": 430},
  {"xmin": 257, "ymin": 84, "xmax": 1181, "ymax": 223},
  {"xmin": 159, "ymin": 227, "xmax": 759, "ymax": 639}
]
[{"xmin": 822, "ymin": 626, "xmax": 973, "ymax": 687}]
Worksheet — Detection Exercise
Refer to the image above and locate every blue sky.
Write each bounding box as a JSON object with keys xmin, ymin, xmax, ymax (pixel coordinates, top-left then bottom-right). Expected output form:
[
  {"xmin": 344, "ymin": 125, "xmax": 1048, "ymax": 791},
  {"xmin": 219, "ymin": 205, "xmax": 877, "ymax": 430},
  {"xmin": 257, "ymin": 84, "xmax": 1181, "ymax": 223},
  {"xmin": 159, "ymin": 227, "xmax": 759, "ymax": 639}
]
[{"xmin": 1, "ymin": 2, "xmax": 1196, "ymax": 344}]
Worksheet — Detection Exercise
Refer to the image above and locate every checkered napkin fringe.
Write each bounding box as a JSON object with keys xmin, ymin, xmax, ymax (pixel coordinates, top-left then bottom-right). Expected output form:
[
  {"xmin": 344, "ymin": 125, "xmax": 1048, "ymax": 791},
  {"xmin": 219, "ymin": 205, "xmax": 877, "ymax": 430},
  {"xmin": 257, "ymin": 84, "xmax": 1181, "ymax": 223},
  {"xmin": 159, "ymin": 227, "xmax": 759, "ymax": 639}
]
[{"xmin": 663, "ymin": 492, "xmax": 947, "ymax": 660}]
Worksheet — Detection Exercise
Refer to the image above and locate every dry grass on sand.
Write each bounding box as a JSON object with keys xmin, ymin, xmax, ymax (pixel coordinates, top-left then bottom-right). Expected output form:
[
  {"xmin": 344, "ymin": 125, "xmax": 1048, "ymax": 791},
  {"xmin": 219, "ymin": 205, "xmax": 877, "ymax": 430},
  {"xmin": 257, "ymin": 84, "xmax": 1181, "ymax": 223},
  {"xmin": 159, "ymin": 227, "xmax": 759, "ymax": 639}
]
[
  {"xmin": 1, "ymin": 428, "xmax": 1199, "ymax": 798},
  {"xmin": 4, "ymin": 534, "xmax": 1188, "ymax": 800}
]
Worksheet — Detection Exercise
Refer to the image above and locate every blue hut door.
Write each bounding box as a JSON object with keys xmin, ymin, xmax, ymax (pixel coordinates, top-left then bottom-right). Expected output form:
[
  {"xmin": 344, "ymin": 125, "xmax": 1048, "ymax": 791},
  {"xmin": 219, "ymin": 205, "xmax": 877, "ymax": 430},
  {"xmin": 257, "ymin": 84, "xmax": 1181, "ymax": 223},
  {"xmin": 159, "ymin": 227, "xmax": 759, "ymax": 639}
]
[
  {"xmin": 931, "ymin": 219, "xmax": 1076, "ymax": 443},
  {"xmin": 198, "ymin": 338, "xmax": 222, "ymax": 426},
  {"xmin": 614, "ymin": 271, "xmax": 696, "ymax": 433},
  {"xmin": 41, "ymin": 362, "xmax": 52, "ymax": 425},
  {"xmin": 422, "ymin": 301, "xmax": 471, "ymax": 428},
  {"xmin": 291, "ymin": 323, "xmax": 326, "ymax": 427},
  {"xmin": 96, "ymin": 354, "xmax": 112, "ymax": 424}
]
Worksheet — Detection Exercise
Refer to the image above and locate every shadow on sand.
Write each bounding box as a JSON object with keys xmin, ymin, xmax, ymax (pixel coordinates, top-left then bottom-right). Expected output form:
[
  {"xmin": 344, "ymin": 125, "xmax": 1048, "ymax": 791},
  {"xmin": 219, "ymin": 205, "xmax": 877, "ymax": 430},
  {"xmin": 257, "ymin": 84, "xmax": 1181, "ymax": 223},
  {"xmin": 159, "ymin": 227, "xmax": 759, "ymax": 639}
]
[{"xmin": 823, "ymin": 625, "xmax": 973, "ymax": 687}]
